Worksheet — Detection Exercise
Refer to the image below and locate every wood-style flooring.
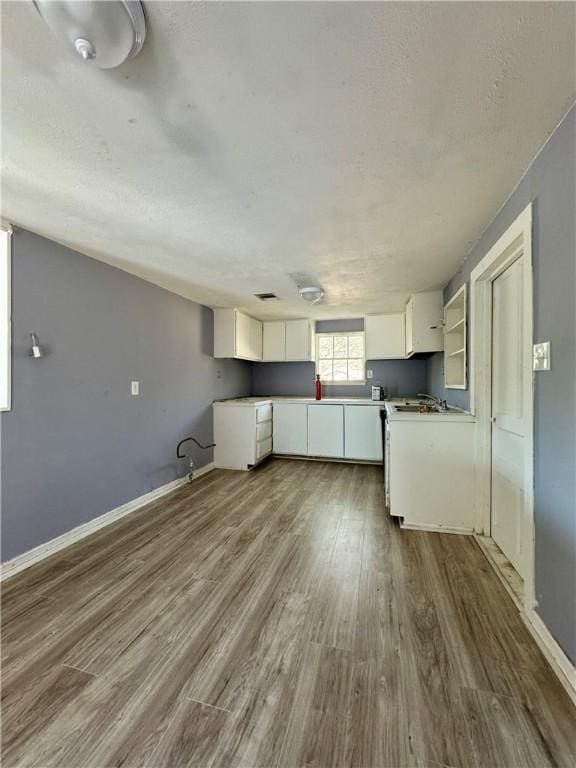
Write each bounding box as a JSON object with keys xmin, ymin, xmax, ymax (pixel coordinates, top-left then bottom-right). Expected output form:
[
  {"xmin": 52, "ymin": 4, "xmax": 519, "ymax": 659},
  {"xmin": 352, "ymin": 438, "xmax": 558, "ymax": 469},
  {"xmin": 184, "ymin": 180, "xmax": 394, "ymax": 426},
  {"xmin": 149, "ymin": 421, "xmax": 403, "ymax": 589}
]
[{"xmin": 2, "ymin": 459, "xmax": 575, "ymax": 768}]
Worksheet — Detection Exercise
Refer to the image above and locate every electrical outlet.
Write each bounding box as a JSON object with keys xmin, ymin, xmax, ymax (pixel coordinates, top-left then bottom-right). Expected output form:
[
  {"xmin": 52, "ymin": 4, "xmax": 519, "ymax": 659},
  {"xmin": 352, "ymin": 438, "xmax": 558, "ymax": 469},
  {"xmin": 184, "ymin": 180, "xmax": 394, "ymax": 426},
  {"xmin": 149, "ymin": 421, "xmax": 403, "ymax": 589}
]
[
  {"xmin": 367, "ymin": 369, "xmax": 373, "ymax": 379},
  {"xmin": 131, "ymin": 381, "xmax": 140, "ymax": 396}
]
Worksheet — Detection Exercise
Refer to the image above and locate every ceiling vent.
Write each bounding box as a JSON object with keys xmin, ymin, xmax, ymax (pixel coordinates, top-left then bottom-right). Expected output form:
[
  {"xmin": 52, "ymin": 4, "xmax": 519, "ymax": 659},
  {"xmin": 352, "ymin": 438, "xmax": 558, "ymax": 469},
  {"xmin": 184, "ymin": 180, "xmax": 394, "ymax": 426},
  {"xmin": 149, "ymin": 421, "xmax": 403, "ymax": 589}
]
[{"xmin": 254, "ymin": 292, "xmax": 280, "ymax": 301}]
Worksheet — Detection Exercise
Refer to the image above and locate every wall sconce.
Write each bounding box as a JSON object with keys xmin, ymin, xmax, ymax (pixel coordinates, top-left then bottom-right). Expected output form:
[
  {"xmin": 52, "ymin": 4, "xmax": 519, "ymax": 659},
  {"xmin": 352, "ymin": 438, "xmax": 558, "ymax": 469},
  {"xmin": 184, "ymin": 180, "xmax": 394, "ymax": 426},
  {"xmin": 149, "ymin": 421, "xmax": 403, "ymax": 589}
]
[{"xmin": 28, "ymin": 333, "xmax": 44, "ymax": 359}]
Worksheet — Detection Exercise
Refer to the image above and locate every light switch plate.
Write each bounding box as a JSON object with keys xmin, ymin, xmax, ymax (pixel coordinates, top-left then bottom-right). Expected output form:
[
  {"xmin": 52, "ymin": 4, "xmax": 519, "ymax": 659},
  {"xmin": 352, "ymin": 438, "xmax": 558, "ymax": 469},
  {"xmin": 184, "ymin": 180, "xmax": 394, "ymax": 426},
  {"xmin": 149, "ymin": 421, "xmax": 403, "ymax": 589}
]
[
  {"xmin": 367, "ymin": 369, "xmax": 373, "ymax": 379},
  {"xmin": 131, "ymin": 380, "xmax": 140, "ymax": 395},
  {"xmin": 533, "ymin": 342, "xmax": 550, "ymax": 371}
]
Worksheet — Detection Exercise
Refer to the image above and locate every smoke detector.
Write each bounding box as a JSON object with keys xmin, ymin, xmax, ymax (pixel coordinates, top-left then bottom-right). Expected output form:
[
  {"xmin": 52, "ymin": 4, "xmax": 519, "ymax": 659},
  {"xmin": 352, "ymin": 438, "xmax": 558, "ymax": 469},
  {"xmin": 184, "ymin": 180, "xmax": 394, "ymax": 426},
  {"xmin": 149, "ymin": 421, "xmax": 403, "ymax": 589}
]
[
  {"xmin": 299, "ymin": 286, "xmax": 324, "ymax": 304},
  {"xmin": 33, "ymin": 0, "xmax": 146, "ymax": 69}
]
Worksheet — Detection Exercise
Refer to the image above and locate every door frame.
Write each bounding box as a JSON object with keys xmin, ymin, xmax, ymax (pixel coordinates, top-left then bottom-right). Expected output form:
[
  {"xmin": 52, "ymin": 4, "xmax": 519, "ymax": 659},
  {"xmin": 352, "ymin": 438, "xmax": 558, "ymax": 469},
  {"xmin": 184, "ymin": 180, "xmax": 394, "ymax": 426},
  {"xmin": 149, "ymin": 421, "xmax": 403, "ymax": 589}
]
[{"xmin": 469, "ymin": 203, "xmax": 535, "ymax": 610}]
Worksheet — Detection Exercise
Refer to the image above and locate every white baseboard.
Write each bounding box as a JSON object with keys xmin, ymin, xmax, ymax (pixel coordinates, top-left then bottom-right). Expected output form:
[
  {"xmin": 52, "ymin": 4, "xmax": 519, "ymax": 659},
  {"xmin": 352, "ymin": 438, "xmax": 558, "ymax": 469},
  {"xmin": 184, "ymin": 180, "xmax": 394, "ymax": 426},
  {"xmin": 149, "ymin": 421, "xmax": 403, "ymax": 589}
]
[
  {"xmin": 475, "ymin": 535, "xmax": 576, "ymax": 707},
  {"xmin": 1, "ymin": 463, "xmax": 215, "ymax": 582},
  {"xmin": 523, "ymin": 609, "xmax": 576, "ymax": 707},
  {"xmin": 400, "ymin": 521, "xmax": 474, "ymax": 535}
]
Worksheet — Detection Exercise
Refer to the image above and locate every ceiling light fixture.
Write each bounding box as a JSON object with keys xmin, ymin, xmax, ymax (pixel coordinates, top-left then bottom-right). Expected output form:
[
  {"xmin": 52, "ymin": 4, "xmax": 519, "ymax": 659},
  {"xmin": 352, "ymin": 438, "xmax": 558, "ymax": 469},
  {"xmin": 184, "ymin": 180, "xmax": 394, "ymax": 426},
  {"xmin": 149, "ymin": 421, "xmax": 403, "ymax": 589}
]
[
  {"xmin": 299, "ymin": 286, "xmax": 324, "ymax": 304},
  {"xmin": 33, "ymin": 0, "xmax": 147, "ymax": 69}
]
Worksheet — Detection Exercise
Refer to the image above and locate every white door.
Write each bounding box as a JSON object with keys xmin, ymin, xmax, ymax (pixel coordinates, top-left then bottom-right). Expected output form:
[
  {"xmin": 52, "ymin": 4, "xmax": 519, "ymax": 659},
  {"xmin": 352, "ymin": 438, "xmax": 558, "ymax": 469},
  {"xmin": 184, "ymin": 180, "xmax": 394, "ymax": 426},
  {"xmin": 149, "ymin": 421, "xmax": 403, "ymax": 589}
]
[
  {"xmin": 307, "ymin": 405, "xmax": 344, "ymax": 457},
  {"xmin": 285, "ymin": 320, "xmax": 310, "ymax": 360},
  {"xmin": 263, "ymin": 322, "xmax": 286, "ymax": 361},
  {"xmin": 273, "ymin": 404, "xmax": 308, "ymax": 455},
  {"xmin": 491, "ymin": 257, "xmax": 525, "ymax": 575},
  {"xmin": 344, "ymin": 406, "xmax": 383, "ymax": 461}
]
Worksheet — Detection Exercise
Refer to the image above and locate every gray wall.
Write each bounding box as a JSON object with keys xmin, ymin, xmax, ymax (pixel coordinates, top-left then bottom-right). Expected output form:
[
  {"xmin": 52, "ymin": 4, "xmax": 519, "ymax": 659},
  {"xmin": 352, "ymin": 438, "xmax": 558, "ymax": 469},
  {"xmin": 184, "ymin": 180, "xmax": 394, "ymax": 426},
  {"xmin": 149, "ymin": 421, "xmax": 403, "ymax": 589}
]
[
  {"xmin": 427, "ymin": 106, "xmax": 576, "ymax": 663},
  {"xmin": 316, "ymin": 318, "xmax": 364, "ymax": 333},
  {"xmin": 0, "ymin": 230, "xmax": 251, "ymax": 562},
  {"xmin": 252, "ymin": 359, "xmax": 427, "ymax": 399}
]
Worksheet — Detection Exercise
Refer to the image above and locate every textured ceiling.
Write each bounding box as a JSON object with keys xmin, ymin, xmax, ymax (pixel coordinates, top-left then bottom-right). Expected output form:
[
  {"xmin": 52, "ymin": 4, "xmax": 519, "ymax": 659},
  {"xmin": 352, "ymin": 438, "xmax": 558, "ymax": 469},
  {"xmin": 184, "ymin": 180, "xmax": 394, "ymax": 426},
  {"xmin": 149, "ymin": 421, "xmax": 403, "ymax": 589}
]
[{"xmin": 2, "ymin": 1, "xmax": 575, "ymax": 319}]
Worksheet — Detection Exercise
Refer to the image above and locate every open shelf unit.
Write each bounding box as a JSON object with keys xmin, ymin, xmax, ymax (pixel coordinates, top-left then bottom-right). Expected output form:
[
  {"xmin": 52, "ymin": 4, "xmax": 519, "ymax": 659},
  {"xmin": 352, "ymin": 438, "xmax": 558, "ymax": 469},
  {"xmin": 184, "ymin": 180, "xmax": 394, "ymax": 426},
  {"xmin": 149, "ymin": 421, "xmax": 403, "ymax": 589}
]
[{"xmin": 444, "ymin": 284, "xmax": 467, "ymax": 389}]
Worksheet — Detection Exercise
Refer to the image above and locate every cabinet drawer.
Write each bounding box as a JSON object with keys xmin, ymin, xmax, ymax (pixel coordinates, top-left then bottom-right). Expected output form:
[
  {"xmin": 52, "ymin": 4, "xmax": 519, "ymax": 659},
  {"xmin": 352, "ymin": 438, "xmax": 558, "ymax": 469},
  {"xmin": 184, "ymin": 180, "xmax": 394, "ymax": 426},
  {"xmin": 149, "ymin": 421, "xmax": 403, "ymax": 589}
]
[
  {"xmin": 256, "ymin": 420, "xmax": 272, "ymax": 442},
  {"xmin": 256, "ymin": 436, "xmax": 272, "ymax": 459},
  {"xmin": 256, "ymin": 403, "xmax": 272, "ymax": 423}
]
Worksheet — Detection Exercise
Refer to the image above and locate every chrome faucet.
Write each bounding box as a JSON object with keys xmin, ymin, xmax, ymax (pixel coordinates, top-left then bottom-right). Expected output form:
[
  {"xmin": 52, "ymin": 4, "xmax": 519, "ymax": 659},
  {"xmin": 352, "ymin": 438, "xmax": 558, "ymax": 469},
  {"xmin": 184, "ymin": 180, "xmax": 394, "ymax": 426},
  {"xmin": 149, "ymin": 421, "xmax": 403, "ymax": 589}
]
[{"xmin": 417, "ymin": 393, "xmax": 448, "ymax": 411}]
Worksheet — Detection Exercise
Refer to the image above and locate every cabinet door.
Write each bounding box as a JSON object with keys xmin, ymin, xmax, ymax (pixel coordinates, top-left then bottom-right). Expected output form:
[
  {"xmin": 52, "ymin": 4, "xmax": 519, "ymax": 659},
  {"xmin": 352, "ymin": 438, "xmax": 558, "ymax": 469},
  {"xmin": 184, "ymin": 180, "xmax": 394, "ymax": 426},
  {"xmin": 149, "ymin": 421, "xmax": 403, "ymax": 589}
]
[
  {"xmin": 410, "ymin": 292, "xmax": 443, "ymax": 353},
  {"xmin": 263, "ymin": 321, "xmax": 286, "ymax": 361},
  {"xmin": 405, "ymin": 298, "xmax": 414, "ymax": 356},
  {"xmin": 273, "ymin": 404, "xmax": 308, "ymax": 455},
  {"xmin": 307, "ymin": 405, "xmax": 344, "ymax": 457},
  {"xmin": 365, "ymin": 314, "xmax": 406, "ymax": 359},
  {"xmin": 285, "ymin": 320, "xmax": 310, "ymax": 360},
  {"xmin": 213, "ymin": 309, "xmax": 235, "ymax": 358},
  {"xmin": 235, "ymin": 311, "xmax": 252, "ymax": 359},
  {"xmin": 250, "ymin": 317, "xmax": 263, "ymax": 360},
  {"xmin": 344, "ymin": 406, "xmax": 383, "ymax": 461}
]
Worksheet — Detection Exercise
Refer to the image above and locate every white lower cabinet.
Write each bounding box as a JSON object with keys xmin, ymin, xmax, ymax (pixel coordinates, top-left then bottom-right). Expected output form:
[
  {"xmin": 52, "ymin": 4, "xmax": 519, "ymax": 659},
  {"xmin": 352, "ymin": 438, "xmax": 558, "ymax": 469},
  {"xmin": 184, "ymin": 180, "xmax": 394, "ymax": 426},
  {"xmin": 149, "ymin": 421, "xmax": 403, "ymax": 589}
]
[
  {"xmin": 273, "ymin": 403, "xmax": 308, "ymax": 455},
  {"xmin": 216, "ymin": 400, "xmax": 384, "ymax": 469},
  {"xmin": 388, "ymin": 419, "xmax": 475, "ymax": 531},
  {"xmin": 213, "ymin": 402, "xmax": 272, "ymax": 470},
  {"xmin": 275, "ymin": 402, "xmax": 382, "ymax": 460},
  {"xmin": 307, "ymin": 405, "xmax": 344, "ymax": 457},
  {"xmin": 344, "ymin": 405, "xmax": 382, "ymax": 461}
]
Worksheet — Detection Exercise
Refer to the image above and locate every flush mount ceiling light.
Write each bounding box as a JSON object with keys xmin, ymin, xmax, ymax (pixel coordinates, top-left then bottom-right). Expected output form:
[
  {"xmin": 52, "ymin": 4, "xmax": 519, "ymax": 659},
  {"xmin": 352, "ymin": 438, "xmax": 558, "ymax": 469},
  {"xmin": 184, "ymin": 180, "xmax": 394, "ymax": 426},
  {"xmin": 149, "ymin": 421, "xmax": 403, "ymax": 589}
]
[
  {"xmin": 299, "ymin": 286, "xmax": 324, "ymax": 304},
  {"xmin": 33, "ymin": 0, "xmax": 146, "ymax": 69}
]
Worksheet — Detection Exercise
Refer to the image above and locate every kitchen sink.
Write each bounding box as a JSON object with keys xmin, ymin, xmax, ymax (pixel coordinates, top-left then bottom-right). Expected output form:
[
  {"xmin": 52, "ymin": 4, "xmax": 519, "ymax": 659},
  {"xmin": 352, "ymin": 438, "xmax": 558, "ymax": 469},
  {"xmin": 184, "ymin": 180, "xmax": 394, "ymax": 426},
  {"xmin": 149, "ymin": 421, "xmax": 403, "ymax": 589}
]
[{"xmin": 394, "ymin": 404, "xmax": 462, "ymax": 414}]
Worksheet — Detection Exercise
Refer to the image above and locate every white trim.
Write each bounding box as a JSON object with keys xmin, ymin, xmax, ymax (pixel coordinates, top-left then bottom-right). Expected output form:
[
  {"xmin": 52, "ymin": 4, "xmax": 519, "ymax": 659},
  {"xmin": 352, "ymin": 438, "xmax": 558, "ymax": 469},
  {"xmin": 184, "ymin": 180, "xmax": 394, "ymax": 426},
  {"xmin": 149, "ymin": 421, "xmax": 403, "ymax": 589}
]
[
  {"xmin": 474, "ymin": 534, "xmax": 523, "ymax": 608},
  {"xmin": 0, "ymin": 226, "xmax": 12, "ymax": 412},
  {"xmin": 523, "ymin": 609, "xmax": 576, "ymax": 707},
  {"xmin": 0, "ymin": 463, "xmax": 215, "ymax": 581},
  {"xmin": 475, "ymin": 535, "xmax": 576, "ymax": 706},
  {"xmin": 400, "ymin": 521, "xmax": 474, "ymax": 535},
  {"xmin": 469, "ymin": 203, "xmax": 535, "ymax": 611}
]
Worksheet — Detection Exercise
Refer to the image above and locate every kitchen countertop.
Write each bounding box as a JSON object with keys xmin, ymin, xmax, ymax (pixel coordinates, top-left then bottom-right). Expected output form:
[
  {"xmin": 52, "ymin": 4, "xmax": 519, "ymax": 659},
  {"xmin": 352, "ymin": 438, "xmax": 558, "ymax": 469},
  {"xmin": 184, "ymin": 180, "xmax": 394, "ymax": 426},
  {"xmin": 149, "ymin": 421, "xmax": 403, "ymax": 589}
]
[
  {"xmin": 213, "ymin": 396, "xmax": 387, "ymax": 406},
  {"xmin": 213, "ymin": 396, "xmax": 475, "ymax": 420}
]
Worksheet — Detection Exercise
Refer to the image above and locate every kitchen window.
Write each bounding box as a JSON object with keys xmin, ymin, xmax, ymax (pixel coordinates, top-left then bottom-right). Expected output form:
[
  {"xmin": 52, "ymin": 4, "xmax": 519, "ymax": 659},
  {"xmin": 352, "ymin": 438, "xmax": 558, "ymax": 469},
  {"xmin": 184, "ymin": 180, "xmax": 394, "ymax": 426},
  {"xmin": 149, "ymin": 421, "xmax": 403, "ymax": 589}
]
[{"xmin": 316, "ymin": 331, "xmax": 365, "ymax": 385}]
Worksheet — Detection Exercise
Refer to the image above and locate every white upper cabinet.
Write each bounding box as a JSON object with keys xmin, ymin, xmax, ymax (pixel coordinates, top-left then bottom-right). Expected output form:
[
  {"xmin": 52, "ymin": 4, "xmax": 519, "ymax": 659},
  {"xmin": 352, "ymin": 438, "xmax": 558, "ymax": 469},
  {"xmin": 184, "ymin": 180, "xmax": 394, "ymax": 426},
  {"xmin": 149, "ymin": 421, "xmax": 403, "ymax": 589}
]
[
  {"xmin": 236, "ymin": 311, "xmax": 252, "ymax": 359},
  {"xmin": 286, "ymin": 319, "xmax": 314, "ymax": 361},
  {"xmin": 263, "ymin": 321, "xmax": 286, "ymax": 361},
  {"xmin": 261, "ymin": 319, "xmax": 315, "ymax": 362},
  {"xmin": 405, "ymin": 291, "xmax": 444, "ymax": 355},
  {"xmin": 365, "ymin": 313, "xmax": 406, "ymax": 359},
  {"xmin": 249, "ymin": 316, "xmax": 263, "ymax": 360},
  {"xmin": 213, "ymin": 308, "xmax": 263, "ymax": 361}
]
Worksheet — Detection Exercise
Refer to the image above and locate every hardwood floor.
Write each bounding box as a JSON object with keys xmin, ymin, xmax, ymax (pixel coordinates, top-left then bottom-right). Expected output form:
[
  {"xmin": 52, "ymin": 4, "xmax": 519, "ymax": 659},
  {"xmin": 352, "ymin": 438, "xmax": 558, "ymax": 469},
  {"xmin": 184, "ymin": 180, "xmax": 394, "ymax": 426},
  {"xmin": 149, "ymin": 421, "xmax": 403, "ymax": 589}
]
[{"xmin": 2, "ymin": 459, "xmax": 575, "ymax": 768}]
